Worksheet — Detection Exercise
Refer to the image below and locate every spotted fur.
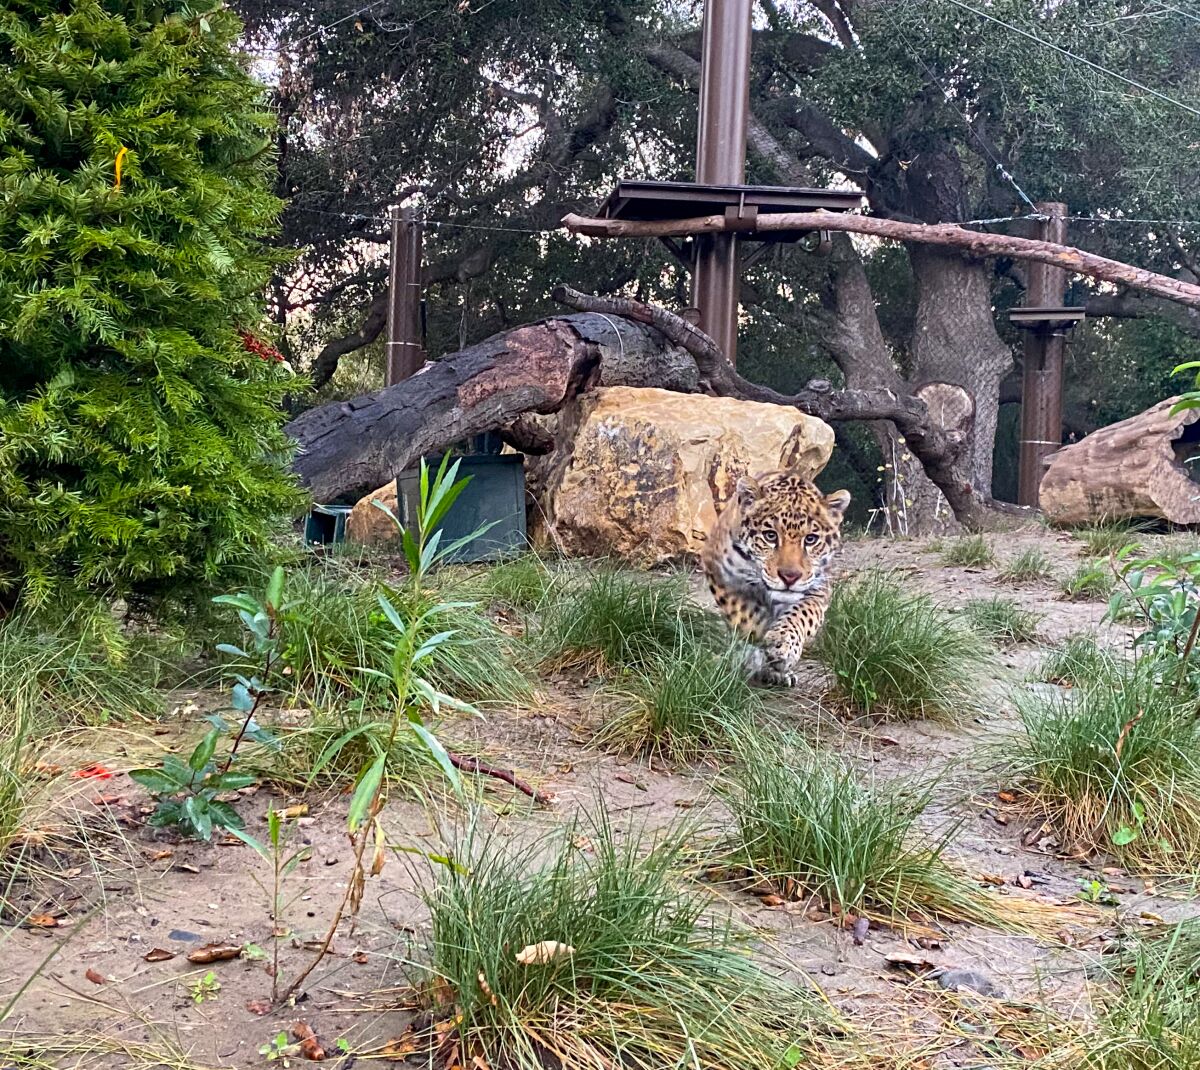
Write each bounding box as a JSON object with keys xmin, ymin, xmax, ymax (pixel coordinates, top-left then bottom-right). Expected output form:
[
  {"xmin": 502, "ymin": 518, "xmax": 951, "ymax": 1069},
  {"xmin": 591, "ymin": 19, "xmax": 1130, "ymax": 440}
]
[{"xmin": 701, "ymin": 470, "xmax": 851, "ymax": 687}]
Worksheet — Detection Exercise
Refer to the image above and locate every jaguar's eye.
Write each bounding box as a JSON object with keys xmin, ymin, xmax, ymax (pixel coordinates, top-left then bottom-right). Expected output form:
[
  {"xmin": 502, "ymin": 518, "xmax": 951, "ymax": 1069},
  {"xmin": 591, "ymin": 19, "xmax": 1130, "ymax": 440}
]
[
  {"xmin": 763, "ymin": 530, "xmax": 779, "ymax": 546},
  {"xmin": 804, "ymin": 533, "xmax": 821, "ymax": 547}
]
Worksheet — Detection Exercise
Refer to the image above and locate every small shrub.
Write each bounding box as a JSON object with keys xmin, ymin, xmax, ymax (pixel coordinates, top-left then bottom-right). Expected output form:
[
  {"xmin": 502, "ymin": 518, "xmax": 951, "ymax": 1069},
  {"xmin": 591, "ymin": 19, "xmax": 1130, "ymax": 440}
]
[
  {"xmin": 964, "ymin": 597, "xmax": 1041, "ymax": 646},
  {"xmin": 1035, "ymin": 634, "xmax": 1121, "ymax": 687},
  {"xmin": 721, "ymin": 739, "xmax": 1050, "ymax": 933},
  {"xmin": 418, "ymin": 813, "xmax": 854, "ymax": 1070},
  {"xmin": 998, "ymin": 548, "xmax": 1054, "ymax": 584},
  {"xmin": 595, "ymin": 639, "xmax": 761, "ymax": 762},
  {"xmin": 817, "ymin": 573, "xmax": 990, "ymax": 720},
  {"xmin": 533, "ymin": 569, "xmax": 718, "ymax": 675},
  {"xmin": 1002, "ymin": 661, "xmax": 1200, "ymax": 868},
  {"xmin": 940, "ymin": 534, "xmax": 995, "ymax": 568},
  {"xmin": 1061, "ymin": 560, "xmax": 1116, "ymax": 601}
]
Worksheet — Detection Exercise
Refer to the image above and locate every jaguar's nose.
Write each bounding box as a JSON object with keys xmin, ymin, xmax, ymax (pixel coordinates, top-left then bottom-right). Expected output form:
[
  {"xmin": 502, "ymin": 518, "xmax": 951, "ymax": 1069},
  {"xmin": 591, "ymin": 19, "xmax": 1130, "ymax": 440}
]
[{"xmin": 778, "ymin": 569, "xmax": 803, "ymax": 588}]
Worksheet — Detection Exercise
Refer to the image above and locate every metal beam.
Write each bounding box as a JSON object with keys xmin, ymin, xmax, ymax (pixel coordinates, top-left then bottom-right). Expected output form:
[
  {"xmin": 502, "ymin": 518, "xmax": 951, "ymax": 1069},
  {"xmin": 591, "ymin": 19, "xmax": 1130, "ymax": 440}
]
[{"xmin": 691, "ymin": 0, "xmax": 752, "ymax": 366}]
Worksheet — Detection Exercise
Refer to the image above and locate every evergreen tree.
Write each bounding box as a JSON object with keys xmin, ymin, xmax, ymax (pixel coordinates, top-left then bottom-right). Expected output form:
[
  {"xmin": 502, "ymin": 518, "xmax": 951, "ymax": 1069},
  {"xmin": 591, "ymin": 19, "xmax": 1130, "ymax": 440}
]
[{"xmin": 0, "ymin": 0, "xmax": 305, "ymax": 604}]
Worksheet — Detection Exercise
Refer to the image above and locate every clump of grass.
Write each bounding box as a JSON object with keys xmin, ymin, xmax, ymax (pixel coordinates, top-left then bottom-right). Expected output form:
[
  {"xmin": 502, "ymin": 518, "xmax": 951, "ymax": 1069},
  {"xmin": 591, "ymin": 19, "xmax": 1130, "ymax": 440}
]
[
  {"xmin": 1002, "ymin": 661, "xmax": 1200, "ymax": 869},
  {"xmin": 1075, "ymin": 520, "xmax": 1147, "ymax": 558},
  {"xmin": 1060, "ymin": 559, "xmax": 1116, "ymax": 601},
  {"xmin": 273, "ymin": 563, "xmax": 532, "ymax": 709},
  {"xmin": 817, "ymin": 573, "xmax": 990, "ymax": 720},
  {"xmin": 999, "ymin": 547, "xmax": 1054, "ymax": 584},
  {"xmin": 595, "ymin": 639, "xmax": 761, "ymax": 762},
  {"xmin": 0, "ymin": 600, "xmax": 164, "ymax": 725},
  {"xmin": 940, "ymin": 534, "xmax": 995, "ymax": 568},
  {"xmin": 964, "ymin": 596, "xmax": 1042, "ymax": 646},
  {"xmin": 472, "ymin": 554, "xmax": 559, "ymax": 612},
  {"xmin": 721, "ymin": 739, "xmax": 1052, "ymax": 933},
  {"xmin": 533, "ymin": 569, "xmax": 718, "ymax": 675},
  {"xmin": 1035, "ymin": 634, "xmax": 1121, "ymax": 687},
  {"xmin": 417, "ymin": 813, "xmax": 859, "ymax": 1070},
  {"xmin": 0, "ymin": 712, "xmax": 33, "ymax": 878}
]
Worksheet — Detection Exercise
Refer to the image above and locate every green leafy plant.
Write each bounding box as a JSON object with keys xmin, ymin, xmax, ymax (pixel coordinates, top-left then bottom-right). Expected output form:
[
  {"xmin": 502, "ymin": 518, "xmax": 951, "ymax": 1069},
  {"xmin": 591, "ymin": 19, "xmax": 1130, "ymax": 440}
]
[
  {"xmin": 190, "ymin": 971, "xmax": 220, "ymax": 1005},
  {"xmin": 595, "ymin": 637, "xmax": 761, "ymax": 762},
  {"xmin": 1109, "ymin": 543, "xmax": 1200, "ymax": 680},
  {"xmin": 816, "ymin": 572, "xmax": 990, "ymax": 720},
  {"xmin": 129, "ymin": 567, "xmax": 289, "ymax": 839},
  {"xmin": 1076, "ymin": 878, "xmax": 1117, "ymax": 906},
  {"xmin": 940, "ymin": 534, "xmax": 995, "ymax": 568},
  {"xmin": 533, "ymin": 569, "xmax": 719, "ymax": 676},
  {"xmin": 282, "ymin": 458, "xmax": 482, "ymax": 1000},
  {"xmin": 415, "ymin": 811, "xmax": 856, "ymax": 1070},
  {"xmin": 230, "ymin": 808, "xmax": 310, "ymax": 1001},
  {"xmin": 998, "ymin": 548, "xmax": 1054, "ymax": 584},
  {"xmin": 720, "ymin": 737, "xmax": 1053, "ymax": 934},
  {"xmin": 963, "ymin": 596, "xmax": 1042, "ymax": 646},
  {"xmin": 259, "ymin": 1031, "xmax": 292, "ymax": 1063},
  {"xmin": 1060, "ymin": 560, "xmax": 1116, "ymax": 601},
  {"xmin": 1075, "ymin": 520, "xmax": 1146, "ymax": 558},
  {"xmin": 1001, "ymin": 660, "xmax": 1200, "ymax": 869},
  {"xmin": 0, "ymin": 0, "xmax": 305, "ymax": 604},
  {"xmin": 1035, "ymin": 634, "xmax": 1121, "ymax": 688}
]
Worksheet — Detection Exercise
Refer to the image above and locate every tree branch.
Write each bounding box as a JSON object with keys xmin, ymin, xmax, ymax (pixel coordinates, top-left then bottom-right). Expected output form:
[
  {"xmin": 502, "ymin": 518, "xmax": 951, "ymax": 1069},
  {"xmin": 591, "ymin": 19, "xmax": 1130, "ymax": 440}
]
[{"xmin": 562, "ymin": 211, "xmax": 1200, "ymax": 311}]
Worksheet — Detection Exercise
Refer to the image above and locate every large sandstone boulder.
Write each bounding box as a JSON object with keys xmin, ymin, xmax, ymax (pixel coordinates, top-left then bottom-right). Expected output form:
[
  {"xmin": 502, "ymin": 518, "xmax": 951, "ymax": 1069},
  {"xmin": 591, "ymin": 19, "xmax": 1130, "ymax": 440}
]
[
  {"xmin": 1040, "ymin": 396, "xmax": 1200, "ymax": 525},
  {"xmin": 536, "ymin": 386, "xmax": 835, "ymax": 564},
  {"xmin": 346, "ymin": 479, "xmax": 400, "ymax": 547}
]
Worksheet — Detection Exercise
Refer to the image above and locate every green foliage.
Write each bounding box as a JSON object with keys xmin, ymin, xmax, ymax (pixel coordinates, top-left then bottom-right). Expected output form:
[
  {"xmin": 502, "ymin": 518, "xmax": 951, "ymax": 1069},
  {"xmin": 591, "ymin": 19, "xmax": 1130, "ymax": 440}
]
[
  {"xmin": 1061, "ymin": 560, "xmax": 1116, "ymax": 601},
  {"xmin": 817, "ymin": 573, "xmax": 989, "ymax": 720},
  {"xmin": 721, "ymin": 738, "xmax": 1041, "ymax": 932},
  {"xmin": 595, "ymin": 638, "xmax": 761, "ymax": 762},
  {"xmin": 421, "ymin": 812, "xmax": 852, "ymax": 1070},
  {"xmin": 0, "ymin": 0, "xmax": 304, "ymax": 603},
  {"xmin": 964, "ymin": 597, "xmax": 1041, "ymax": 646},
  {"xmin": 1035, "ymin": 634, "xmax": 1121, "ymax": 688},
  {"xmin": 1109, "ymin": 543, "xmax": 1200, "ymax": 674},
  {"xmin": 472, "ymin": 554, "xmax": 559, "ymax": 612},
  {"xmin": 533, "ymin": 569, "xmax": 719, "ymax": 675},
  {"xmin": 0, "ymin": 710, "xmax": 35, "ymax": 882},
  {"xmin": 1003, "ymin": 661, "xmax": 1200, "ymax": 868},
  {"xmin": 939, "ymin": 535, "xmax": 995, "ymax": 568},
  {"xmin": 1075, "ymin": 522, "xmax": 1146, "ymax": 558},
  {"xmin": 998, "ymin": 548, "xmax": 1054, "ymax": 584}
]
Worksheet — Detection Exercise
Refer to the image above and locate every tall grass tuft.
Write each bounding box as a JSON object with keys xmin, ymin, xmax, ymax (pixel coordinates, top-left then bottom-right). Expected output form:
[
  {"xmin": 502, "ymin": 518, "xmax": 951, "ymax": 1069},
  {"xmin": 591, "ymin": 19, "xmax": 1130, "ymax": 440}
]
[
  {"xmin": 595, "ymin": 638, "xmax": 761, "ymax": 762},
  {"xmin": 532, "ymin": 569, "xmax": 719, "ymax": 675},
  {"xmin": 998, "ymin": 547, "xmax": 1054, "ymax": 584},
  {"xmin": 940, "ymin": 534, "xmax": 995, "ymax": 568},
  {"xmin": 471, "ymin": 554, "xmax": 559, "ymax": 612},
  {"xmin": 1002, "ymin": 660, "xmax": 1200, "ymax": 868},
  {"xmin": 721, "ymin": 739, "xmax": 1052, "ymax": 933},
  {"xmin": 418, "ymin": 812, "xmax": 862, "ymax": 1070},
  {"xmin": 1060, "ymin": 560, "xmax": 1116, "ymax": 601},
  {"xmin": 1035, "ymin": 634, "xmax": 1121, "ymax": 687},
  {"xmin": 1075, "ymin": 520, "xmax": 1147, "ymax": 558},
  {"xmin": 817, "ymin": 573, "xmax": 990, "ymax": 720},
  {"xmin": 964, "ymin": 596, "xmax": 1042, "ymax": 646}
]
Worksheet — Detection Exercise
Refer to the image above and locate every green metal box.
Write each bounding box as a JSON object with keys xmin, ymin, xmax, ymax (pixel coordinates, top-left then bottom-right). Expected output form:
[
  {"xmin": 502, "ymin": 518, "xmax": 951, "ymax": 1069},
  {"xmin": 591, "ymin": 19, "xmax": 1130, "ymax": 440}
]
[{"xmin": 396, "ymin": 452, "xmax": 527, "ymax": 563}]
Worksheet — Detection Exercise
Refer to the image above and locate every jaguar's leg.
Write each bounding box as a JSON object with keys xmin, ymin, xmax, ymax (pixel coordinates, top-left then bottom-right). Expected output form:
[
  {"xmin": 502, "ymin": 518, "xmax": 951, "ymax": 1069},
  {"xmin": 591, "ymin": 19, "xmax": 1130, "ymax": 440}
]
[{"xmin": 750, "ymin": 598, "xmax": 828, "ymax": 688}]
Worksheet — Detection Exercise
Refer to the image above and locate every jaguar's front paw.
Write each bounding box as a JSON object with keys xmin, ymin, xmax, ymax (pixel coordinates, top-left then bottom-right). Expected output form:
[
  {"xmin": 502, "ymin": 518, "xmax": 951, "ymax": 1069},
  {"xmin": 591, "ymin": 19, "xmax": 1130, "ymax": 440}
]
[{"xmin": 750, "ymin": 664, "xmax": 798, "ymax": 688}]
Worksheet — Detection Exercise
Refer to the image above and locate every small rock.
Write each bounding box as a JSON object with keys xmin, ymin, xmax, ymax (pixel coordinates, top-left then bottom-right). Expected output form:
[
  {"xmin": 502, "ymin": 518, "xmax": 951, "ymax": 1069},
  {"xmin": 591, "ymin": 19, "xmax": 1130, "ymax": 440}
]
[
  {"xmin": 168, "ymin": 929, "xmax": 202, "ymax": 942},
  {"xmin": 820, "ymin": 964, "xmax": 838, "ymax": 977},
  {"xmin": 936, "ymin": 968, "xmax": 1002, "ymax": 998}
]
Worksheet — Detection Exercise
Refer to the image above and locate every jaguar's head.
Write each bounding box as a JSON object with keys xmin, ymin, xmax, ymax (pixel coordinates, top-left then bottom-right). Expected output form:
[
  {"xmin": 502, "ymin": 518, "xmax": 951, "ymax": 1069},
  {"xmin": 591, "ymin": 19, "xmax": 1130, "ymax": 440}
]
[{"xmin": 732, "ymin": 470, "xmax": 851, "ymax": 593}]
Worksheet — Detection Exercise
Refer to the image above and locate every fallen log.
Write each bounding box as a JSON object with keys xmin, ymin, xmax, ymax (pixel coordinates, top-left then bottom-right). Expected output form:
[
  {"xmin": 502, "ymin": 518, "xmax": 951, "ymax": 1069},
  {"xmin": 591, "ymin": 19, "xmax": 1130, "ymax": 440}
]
[
  {"xmin": 1039, "ymin": 397, "xmax": 1200, "ymax": 526},
  {"xmin": 561, "ymin": 211, "xmax": 1200, "ymax": 311}
]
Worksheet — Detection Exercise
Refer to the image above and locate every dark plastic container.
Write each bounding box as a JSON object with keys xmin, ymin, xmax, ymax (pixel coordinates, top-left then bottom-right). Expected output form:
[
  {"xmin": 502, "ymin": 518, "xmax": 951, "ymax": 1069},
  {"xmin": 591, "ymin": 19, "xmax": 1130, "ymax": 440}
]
[
  {"xmin": 304, "ymin": 503, "xmax": 353, "ymax": 545},
  {"xmin": 396, "ymin": 452, "xmax": 527, "ymax": 563}
]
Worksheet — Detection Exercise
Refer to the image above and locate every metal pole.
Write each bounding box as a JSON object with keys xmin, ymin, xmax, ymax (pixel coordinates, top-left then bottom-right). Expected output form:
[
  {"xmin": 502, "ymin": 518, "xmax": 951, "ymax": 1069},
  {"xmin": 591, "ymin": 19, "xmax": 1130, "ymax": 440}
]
[
  {"xmin": 1017, "ymin": 201, "xmax": 1068, "ymax": 507},
  {"xmin": 385, "ymin": 205, "xmax": 425, "ymax": 386},
  {"xmin": 691, "ymin": 0, "xmax": 752, "ymax": 366}
]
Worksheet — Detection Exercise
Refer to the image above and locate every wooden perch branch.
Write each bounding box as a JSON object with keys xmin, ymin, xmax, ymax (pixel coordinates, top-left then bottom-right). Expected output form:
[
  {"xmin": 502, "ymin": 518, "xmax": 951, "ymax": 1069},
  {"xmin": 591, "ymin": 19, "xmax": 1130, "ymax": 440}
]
[{"xmin": 561, "ymin": 211, "xmax": 1200, "ymax": 310}]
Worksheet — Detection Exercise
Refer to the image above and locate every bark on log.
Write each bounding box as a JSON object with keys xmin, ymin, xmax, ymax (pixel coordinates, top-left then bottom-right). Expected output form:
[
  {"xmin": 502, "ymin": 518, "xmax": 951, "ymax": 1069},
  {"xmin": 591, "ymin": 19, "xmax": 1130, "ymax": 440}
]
[
  {"xmin": 561, "ymin": 212, "xmax": 1200, "ymax": 311},
  {"xmin": 1040, "ymin": 397, "xmax": 1200, "ymax": 526},
  {"xmin": 285, "ymin": 314, "xmax": 698, "ymax": 503}
]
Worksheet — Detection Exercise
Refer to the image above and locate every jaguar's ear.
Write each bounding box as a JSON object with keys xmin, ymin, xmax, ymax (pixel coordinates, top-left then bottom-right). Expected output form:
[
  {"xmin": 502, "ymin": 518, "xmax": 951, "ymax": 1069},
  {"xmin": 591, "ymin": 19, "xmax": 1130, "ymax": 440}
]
[
  {"xmin": 824, "ymin": 489, "xmax": 852, "ymax": 520},
  {"xmin": 736, "ymin": 475, "xmax": 761, "ymax": 510}
]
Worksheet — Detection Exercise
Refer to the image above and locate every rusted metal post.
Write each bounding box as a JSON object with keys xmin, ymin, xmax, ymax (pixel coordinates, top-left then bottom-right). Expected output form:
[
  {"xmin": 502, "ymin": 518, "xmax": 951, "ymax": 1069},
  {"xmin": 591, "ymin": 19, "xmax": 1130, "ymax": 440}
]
[
  {"xmin": 386, "ymin": 205, "xmax": 425, "ymax": 386},
  {"xmin": 691, "ymin": 0, "xmax": 752, "ymax": 366},
  {"xmin": 1017, "ymin": 202, "xmax": 1069, "ymax": 506}
]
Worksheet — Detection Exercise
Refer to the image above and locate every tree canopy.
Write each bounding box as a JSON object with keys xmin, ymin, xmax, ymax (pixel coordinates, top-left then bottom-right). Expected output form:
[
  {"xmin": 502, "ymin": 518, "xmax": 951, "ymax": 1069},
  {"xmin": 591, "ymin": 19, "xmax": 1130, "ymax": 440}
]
[{"xmin": 237, "ymin": 0, "xmax": 1200, "ymax": 524}]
